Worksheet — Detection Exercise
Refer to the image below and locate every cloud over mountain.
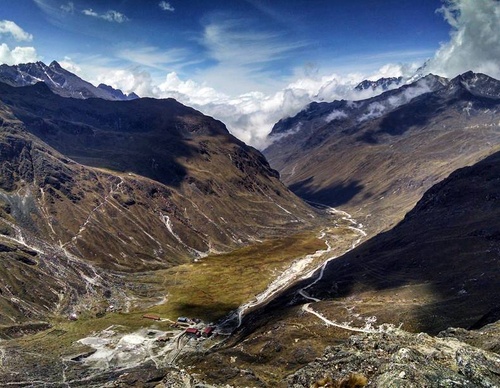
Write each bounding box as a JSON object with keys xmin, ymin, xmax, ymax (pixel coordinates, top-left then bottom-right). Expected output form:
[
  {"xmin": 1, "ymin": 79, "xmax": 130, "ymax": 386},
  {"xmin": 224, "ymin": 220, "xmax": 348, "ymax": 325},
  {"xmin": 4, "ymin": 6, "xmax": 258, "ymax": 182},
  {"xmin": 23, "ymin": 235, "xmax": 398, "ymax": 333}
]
[
  {"xmin": 0, "ymin": 44, "xmax": 39, "ymax": 65},
  {"xmin": 0, "ymin": 20, "xmax": 33, "ymax": 41},
  {"xmin": 6, "ymin": 1, "xmax": 500, "ymax": 149},
  {"xmin": 425, "ymin": 0, "xmax": 500, "ymax": 79},
  {"xmin": 0, "ymin": 20, "xmax": 38, "ymax": 65}
]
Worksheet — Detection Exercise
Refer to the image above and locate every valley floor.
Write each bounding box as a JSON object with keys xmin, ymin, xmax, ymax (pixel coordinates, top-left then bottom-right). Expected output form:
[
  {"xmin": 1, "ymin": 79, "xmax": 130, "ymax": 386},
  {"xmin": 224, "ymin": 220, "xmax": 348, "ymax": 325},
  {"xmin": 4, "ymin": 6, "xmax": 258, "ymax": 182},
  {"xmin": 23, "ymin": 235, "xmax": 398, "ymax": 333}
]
[{"xmin": 0, "ymin": 207, "xmax": 364, "ymax": 386}]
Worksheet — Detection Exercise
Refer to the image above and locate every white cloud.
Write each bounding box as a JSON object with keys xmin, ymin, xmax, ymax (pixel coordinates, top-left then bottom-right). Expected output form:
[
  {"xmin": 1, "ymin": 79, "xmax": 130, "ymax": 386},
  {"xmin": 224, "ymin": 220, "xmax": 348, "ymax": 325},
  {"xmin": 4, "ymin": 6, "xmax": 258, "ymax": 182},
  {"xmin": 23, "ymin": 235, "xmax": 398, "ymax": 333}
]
[
  {"xmin": 357, "ymin": 76, "xmax": 436, "ymax": 123},
  {"xmin": 367, "ymin": 63, "xmax": 420, "ymax": 81},
  {"xmin": 116, "ymin": 46, "xmax": 193, "ymax": 71},
  {"xmin": 58, "ymin": 56, "xmax": 81, "ymax": 73},
  {"xmin": 325, "ymin": 110, "xmax": 348, "ymax": 123},
  {"xmin": 0, "ymin": 43, "xmax": 39, "ymax": 65},
  {"xmin": 195, "ymin": 16, "xmax": 308, "ymax": 95},
  {"xmin": 49, "ymin": 1, "xmax": 500, "ymax": 149},
  {"xmin": 96, "ymin": 68, "xmax": 155, "ymax": 97},
  {"xmin": 159, "ymin": 1, "xmax": 175, "ymax": 12},
  {"xmin": 268, "ymin": 122, "xmax": 304, "ymax": 143},
  {"xmin": 152, "ymin": 70, "xmax": 381, "ymax": 148},
  {"xmin": 60, "ymin": 2, "xmax": 74, "ymax": 14},
  {"xmin": 358, "ymin": 102, "xmax": 387, "ymax": 122},
  {"xmin": 55, "ymin": 40, "xmax": 438, "ymax": 149},
  {"xmin": 202, "ymin": 18, "xmax": 305, "ymax": 68},
  {"xmin": 58, "ymin": 56, "xmax": 154, "ymax": 97},
  {"xmin": 425, "ymin": 0, "xmax": 500, "ymax": 79},
  {"xmin": 69, "ymin": 61, "xmax": 394, "ymax": 149},
  {"xmin": 157, "ymin": 72, "xmax": 227, "ymax": 105},
  {"xmin": 386, "ymin": 77, "xmax": 434, "ymax": 108},
  {"xmin": 0, "ymin": 20, "xmax": 33, "ymax": 42},
  {"xmin": 82, "ymin": 9, "xmax": 129, "ymax": 23}
]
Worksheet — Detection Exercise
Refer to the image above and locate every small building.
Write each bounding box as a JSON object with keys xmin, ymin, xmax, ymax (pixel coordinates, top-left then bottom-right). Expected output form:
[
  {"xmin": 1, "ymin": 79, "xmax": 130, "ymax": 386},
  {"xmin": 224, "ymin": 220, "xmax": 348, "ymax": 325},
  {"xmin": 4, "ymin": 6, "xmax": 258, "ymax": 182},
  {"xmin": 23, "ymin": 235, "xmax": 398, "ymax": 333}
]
[
  {"xmin": 177, "ymin": 317, "xmax": 188, "ymax": 323},
  {"xmin": 185, "ymin": 327, "xmax": 200, "ymax": 338},
  {"xmin": 143, "ymin": 313, "xmax": 161, "ymax": 321},
  {"xmin": 202, "ymin": 326, "xmax": 215, "ymax": 338}
]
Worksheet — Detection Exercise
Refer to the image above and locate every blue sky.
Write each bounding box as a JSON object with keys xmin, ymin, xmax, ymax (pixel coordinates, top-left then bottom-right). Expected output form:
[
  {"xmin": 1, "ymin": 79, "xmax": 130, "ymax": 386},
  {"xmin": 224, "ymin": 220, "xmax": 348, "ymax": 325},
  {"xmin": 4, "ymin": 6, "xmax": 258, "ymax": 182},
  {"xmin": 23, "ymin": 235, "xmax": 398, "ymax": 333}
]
[
  {"xmin": 2, "ymin": 0, "xmax": 449, "ymax": 93},
  {"xmin": 1, "ymin": 1, "xmax": 499, "ymax": 147}
]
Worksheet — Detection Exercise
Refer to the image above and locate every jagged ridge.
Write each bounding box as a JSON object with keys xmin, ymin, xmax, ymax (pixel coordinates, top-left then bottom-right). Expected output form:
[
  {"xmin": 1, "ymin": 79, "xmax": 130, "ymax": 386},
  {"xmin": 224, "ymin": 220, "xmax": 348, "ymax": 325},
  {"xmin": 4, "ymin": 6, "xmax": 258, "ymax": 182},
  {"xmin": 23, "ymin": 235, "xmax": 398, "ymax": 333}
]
[{"xmin": 0, "ymin": 61, "xmax": 138, "ymax": 100}]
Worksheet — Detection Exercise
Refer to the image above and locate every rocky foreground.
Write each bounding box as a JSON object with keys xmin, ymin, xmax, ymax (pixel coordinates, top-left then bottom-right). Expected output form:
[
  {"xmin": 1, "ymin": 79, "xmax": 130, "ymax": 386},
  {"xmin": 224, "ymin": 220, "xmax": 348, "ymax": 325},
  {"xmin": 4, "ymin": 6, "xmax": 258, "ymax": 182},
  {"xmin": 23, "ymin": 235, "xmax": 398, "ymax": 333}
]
[
  {"xmin": 35, "ymin": 321, "xmax": 497, "ymax": 387},
  {"xmin": 287, "ymin": 322, "xmax": 500, "ymax": 388}
]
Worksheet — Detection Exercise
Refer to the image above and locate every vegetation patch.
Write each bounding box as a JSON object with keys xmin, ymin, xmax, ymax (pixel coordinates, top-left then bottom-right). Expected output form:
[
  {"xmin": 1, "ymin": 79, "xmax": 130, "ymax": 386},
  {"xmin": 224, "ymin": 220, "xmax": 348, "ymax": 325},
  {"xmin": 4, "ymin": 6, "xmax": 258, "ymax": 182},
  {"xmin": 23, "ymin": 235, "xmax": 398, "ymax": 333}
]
[{"xmin": 145, "ymin": 231, "xmax": 326, "ymax": 322}]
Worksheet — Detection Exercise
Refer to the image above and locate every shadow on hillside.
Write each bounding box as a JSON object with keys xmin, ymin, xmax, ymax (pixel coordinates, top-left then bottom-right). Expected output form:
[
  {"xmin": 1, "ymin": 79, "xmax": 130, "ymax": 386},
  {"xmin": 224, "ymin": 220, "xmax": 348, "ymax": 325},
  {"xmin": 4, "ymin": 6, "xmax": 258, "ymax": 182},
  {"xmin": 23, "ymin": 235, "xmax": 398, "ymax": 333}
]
[
  {"xmin": 237, "ymin": 151, "xmax": 500, "ymax": 337},
  {"xmin": 170, "ymin": 301, "xmax": 239, "ymax": 323},
  {"xmin": 376, "ymin": 95, "xmax": 442, "ymax": 139},
  {"xmin": 353, "ymin": 95, "xmax": 443, "ymax": 145},
  {"xmin": 289, "ymin": 177, "xmax": 364, "ymax": 207},
  {"xmin": 1, "ymin": 82, "xmax": 199, "ymax": 187}
]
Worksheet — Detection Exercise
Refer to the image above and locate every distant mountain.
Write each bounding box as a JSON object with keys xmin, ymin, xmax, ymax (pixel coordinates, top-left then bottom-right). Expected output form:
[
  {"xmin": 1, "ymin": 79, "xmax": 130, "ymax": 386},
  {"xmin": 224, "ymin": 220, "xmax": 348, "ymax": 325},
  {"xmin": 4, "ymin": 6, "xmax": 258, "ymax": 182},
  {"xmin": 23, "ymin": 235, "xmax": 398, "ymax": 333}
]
[
  {"xmin": 264, "ymin": 71, "xmax": 500, "ymax": 234},
  {"xmin": 354, "ymin": 76, "xmax": 403, "ymax": 92},
  {"xmin": 0, "ymin": 81, "xmax": 320, "ymax": 325},
  {"xmin": 0, "ymin": 61, "xmax": 138, "ymax": 100},
  {"xmin": 97, "ymin": 83, "xmax": 140, "ymax": 100}
]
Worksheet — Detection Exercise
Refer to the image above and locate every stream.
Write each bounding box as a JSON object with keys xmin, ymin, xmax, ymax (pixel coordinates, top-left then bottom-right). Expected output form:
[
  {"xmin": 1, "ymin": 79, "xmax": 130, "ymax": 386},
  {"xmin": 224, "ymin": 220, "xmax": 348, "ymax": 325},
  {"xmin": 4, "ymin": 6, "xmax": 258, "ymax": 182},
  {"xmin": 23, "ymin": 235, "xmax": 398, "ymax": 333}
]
[{"xmin": 217, "ymin": 206, "xmax": 366, "ymax": 333}]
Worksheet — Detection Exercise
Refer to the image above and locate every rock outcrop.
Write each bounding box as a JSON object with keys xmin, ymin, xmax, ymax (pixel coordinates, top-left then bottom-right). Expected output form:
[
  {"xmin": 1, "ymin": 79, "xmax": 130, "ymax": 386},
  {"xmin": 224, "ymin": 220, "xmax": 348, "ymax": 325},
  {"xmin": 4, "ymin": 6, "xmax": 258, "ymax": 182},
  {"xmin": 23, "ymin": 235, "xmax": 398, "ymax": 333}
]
[{"xmin": 288, "ymin": 322, "xmax": 500, "ymax": 387}]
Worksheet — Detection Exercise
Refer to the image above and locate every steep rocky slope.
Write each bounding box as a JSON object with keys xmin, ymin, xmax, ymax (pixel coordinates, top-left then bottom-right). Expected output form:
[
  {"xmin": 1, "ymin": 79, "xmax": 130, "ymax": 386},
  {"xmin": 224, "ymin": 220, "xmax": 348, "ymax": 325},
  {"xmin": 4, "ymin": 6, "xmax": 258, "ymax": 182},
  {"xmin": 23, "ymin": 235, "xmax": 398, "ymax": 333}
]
[
  {"xmin": 0, "ymin": 81, "xmax": 320, "ymax": 325},
  {"xmin": 264, "ymin": 72, "xmax": 500, "ymax": 234}
]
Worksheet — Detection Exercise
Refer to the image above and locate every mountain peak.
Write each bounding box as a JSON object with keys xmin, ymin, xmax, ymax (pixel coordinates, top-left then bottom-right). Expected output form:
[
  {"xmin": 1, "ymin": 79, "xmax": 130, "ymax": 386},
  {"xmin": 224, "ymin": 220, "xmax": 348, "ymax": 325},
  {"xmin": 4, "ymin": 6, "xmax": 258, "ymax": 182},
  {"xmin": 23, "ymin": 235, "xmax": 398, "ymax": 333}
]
[
  {"xmin": 97, "ymin": 83, "xmax": 139, "ymax": 100},
  {"xmin": 49, "ymin": 60, "xmax": 62, "ymax": 69},
  {"xmin": 448, "ymin": 71, "xmax": 500, "ymax": 99},
  {"xmin": 355, "ymin": 76, "xmax": 403, "ymax": 92}
]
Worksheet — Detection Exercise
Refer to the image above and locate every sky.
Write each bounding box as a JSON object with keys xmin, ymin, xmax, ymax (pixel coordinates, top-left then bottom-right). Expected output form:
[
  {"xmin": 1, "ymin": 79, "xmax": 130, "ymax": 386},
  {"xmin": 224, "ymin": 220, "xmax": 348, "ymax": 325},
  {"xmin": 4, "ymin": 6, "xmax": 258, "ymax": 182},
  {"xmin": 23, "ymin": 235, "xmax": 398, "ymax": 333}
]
[{"xmin": 1, "ymin": 0, "xmax": 499, "ymax": 148}]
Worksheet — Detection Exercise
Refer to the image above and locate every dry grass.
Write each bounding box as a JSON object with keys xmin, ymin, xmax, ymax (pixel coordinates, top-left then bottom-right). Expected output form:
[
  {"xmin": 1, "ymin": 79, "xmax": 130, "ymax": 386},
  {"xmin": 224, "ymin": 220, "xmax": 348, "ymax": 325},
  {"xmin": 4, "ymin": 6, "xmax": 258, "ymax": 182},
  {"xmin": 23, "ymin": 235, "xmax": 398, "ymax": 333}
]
[{"xmin": 145, "ymin": 231, "xmax": 326, "ymax": 322}]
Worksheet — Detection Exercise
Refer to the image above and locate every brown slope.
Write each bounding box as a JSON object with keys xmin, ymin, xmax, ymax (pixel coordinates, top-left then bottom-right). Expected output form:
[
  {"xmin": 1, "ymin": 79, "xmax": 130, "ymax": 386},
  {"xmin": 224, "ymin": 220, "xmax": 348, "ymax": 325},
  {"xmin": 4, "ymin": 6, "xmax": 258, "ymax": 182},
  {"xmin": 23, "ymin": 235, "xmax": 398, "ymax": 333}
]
[
  {"xmin": 243, "ymin": 150, "xmax": 500, "ymax": 334},
  {"xmin": 264, "ymin": 72, "xmax": 500, "ymax": 235},
  {"xmin": 0, "ymin": 82, "xmax": 321, "ymax": 325},
  {"xmin": 298, "ymin": 149, "xmax": 500, "ymax": 333}
]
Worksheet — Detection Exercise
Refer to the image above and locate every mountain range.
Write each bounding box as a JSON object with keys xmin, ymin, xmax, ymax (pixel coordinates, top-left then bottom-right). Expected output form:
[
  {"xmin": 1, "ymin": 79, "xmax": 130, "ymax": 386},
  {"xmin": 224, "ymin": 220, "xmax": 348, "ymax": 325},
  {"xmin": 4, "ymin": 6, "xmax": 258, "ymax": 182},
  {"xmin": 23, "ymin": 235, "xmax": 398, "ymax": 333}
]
[
  {"xmin": 264, "ymin": 71, "xmax": 500, "ymax": 234},
  {"xmin": 0, "ymin": 61, "xmax": 499, "ymax": 387},
  {"xmin": 191, "ymin": 147, "xmax": 500, "ymax": 387}
]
